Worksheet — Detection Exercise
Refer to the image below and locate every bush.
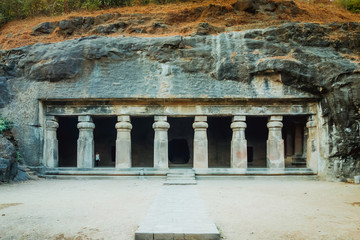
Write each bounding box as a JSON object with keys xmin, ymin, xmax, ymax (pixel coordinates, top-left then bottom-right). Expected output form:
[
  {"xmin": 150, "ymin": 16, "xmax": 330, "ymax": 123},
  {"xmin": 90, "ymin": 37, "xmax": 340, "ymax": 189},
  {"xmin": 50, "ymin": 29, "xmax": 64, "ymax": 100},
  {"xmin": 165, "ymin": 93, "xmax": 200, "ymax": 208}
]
[
  {"xmin": 0, "ymin": 0, "xmax": 193, "ymax": 28},
  {"xmin": 0, "ymin": 117, "xmax": 13, "ymax": 134},
  {"xmin": 336, "ymin": 0, "xmax": 360, "ymax": 13}
]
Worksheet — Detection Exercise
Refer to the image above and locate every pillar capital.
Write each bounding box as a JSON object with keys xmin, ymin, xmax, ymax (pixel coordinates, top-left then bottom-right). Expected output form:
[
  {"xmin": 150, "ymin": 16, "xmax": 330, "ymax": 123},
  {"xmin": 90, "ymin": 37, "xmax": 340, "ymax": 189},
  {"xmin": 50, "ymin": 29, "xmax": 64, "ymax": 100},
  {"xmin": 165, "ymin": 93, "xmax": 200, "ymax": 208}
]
[
  {"xmin": 116, "ymin": 121, "xmax": 132, "ymax": 130},
  {"xmin": 77, "ymin": 121, "xmax": 95, "ymax": 130},
  {"xmin": 78, "ymin": 115, "xmax": 92, "ymax": 122},
  {"xmin": 153, "ymin": 121, "xmax": 170, "ymax": 130},
  {"xmin": 117, "ymin": 115, "xmax": 130, "ymax": 122},
  {"xmin": 231, "ymin": 121, "xmax": 247, "ymax": 129},
  {"xmin": 267, "ymin": 121, "xmax": 283, "ymax": 129},
  {"xmin": 46, "ymin": 119, "xmax": 59, "ymax": 129},
  {"xmin": 154, "ymin": 116, "xmax": 167, "ymax": 122},
  {"xmin": 194, "ymin": 116, "xmax": 207, "ymax": 122},
  {"xmin": 193, "ymin": 121, "xmax": 208, "ymax": 129},
  {"xmin": 269, "ymin": 116, "xmax": 283, "ymax": 122},
  {"xmin": 232, "ymin": 115, "xmax": 246, "ymax": 122}
]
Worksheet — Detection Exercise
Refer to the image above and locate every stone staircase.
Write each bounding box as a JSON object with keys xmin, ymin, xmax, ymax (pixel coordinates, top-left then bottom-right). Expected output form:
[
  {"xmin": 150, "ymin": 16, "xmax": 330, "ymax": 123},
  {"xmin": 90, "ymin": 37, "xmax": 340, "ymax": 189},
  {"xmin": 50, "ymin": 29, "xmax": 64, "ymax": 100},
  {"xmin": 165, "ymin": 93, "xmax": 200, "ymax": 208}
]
[{"xmin": 164, "ymin": 168, "xmax": 196, "ymax": 185}]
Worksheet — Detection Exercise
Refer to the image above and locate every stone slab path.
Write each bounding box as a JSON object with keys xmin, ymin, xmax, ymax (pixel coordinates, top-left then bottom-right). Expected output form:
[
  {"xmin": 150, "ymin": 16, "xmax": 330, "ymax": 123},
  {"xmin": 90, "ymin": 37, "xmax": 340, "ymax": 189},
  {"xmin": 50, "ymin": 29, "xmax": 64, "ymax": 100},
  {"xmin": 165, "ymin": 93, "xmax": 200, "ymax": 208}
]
[{"xmin": 135, "ymin": 185, "xmax": 220, "ymax": 240}]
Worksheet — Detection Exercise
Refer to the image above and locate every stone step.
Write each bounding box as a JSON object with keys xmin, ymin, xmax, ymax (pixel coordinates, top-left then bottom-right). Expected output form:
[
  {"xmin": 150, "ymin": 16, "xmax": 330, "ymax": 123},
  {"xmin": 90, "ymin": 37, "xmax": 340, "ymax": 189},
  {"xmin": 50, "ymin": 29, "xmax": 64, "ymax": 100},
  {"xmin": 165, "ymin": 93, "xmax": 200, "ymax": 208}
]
[
  {"xmin": 165, "ymin": 169, "xmax": 196, "ymax": 185},
  {"xmin": 164, "ymin": 180, "xmax": 197, "ymax": 185}
]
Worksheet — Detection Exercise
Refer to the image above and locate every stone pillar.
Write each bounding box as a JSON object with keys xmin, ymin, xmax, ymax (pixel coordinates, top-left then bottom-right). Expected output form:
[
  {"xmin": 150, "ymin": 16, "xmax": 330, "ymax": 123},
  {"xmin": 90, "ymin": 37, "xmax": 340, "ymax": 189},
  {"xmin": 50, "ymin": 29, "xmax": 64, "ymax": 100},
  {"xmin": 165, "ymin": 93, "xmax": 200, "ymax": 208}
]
[
  {"xmin": 306, "ymin": 116, "xmax": 319, "ymax": 171},
  {"xmin": 231, "ymin": 116, "xmax": 247, "ymax": 168},
  {"xmin": 193, "ymin": 116, "xmax": 208, "ymax": 168},
  {"xmin": 115, "ymin": 115, "xmax": 132, "ymax": 168},
  {"xmin": 44, "ymin": 116, "xmax": 59, "ymax": 168},
  {"xmin": 77, "ymin": 116, "xmax": 95, "ymax": 168},
  {"xmin": 267, "ymin": 116, "xmax": 285, "ymax": 169},
  {"xmin": 294, "ymin": 122, "xmax": 303, "ymax": 156},
  {"xmin": 285, "ymin": 125, "xmax": 294, "ymax": 167},
  {"xmin": 153, "ymin": 116, "xmax": 170, "ymax": 169}
]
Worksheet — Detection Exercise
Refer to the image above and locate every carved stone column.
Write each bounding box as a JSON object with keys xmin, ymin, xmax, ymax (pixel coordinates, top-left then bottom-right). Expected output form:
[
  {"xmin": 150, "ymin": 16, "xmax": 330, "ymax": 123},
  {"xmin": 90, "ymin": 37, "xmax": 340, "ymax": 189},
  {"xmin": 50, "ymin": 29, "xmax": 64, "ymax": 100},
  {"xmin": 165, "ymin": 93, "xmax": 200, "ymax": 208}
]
[
  {"xmin": 153, "ymin": 116, "xmax": 170, "ymax": 169},
  {"xmin": 294, "ymin": 122, "xmax": 303, "ymax": 156},
  {"xmin": 77, "ymin": 116, "xmax": 95, "ymax": 168},
  {"xmin": 193, "ymin": 116, "xmax": 208, "ymax": 168},
  {"xmin": 44, "ymin": 116, "xmax": 59, "ymax": 168},
  {"xmin": 115, "ymin": 115, "xmax": 132, "ymax": 168},
  {"xmin": 231, "ymin": 116, "xmax": 247, "ymax": 169},
  {"xmin": 267, "ymin": 116, "xmax": 285, "ymax": 169},
  {"xmin": 306, "ymin": 115, "xmax": 319, "ymax": 171}
]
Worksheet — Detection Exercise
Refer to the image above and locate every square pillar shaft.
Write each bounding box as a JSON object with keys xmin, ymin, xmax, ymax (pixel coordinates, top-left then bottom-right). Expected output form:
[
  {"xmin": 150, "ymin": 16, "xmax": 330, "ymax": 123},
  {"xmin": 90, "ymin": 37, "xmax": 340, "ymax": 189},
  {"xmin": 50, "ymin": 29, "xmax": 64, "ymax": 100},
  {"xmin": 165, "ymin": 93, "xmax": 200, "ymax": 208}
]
[
  {"xmin": 115, "ymin": 115, "xmax": 132, "ymax": 168},
  {"xmin": 294, "ymin": 123, "xmax": 303, "ymax": 156},
  {"xmin": 306, "ymin": 116, "xmax": 319, "ymax": 171},
  {"xmin": 267, "ymin": 116, "xmax": 285, "ymax": 169},
  {"xmin": 44, "ymin": 116, "xmax": 59, "ymax": 168},
  {"xmin": 193, "ymin": 116, "xmax": 208, "ymax": 168},
  {"xmin": 77, "ymin": 116, "xmax": 95, "ymax": 168},
  {"xmin": 153, "ymin": 116, "xmax": 170, "ymax": 169},
  {"xmin": 231, "ymin": 116, "xmax": 247, "ymax": 168}
]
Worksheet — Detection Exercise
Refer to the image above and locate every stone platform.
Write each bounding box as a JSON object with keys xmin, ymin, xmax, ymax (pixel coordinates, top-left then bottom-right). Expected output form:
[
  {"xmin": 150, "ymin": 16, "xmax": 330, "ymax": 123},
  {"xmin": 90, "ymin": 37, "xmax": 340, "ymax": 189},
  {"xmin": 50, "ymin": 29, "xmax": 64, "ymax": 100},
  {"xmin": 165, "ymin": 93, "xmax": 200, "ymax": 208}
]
[{"xmin": 135, "ymin": 185, "xmax": 220, "ymax": 240}]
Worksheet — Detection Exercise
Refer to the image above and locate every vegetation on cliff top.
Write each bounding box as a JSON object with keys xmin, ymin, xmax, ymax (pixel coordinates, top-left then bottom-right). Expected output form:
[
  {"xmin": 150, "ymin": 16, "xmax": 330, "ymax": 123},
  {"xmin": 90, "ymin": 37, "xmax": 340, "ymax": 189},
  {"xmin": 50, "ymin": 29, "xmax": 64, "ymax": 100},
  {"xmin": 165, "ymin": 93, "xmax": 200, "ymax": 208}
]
[{"xmin": 0, "ymin": 0, "xmax": 360, "ymax": 50}]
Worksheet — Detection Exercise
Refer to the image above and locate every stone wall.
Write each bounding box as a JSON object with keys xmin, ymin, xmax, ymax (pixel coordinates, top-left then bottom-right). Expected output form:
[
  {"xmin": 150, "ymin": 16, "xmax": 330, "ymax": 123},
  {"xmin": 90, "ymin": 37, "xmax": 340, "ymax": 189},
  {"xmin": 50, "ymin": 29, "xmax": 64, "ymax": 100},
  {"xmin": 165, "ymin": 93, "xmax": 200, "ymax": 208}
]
[{"xmin": 0, "ymin": 22, "xmax": 359, "ymax": 180}]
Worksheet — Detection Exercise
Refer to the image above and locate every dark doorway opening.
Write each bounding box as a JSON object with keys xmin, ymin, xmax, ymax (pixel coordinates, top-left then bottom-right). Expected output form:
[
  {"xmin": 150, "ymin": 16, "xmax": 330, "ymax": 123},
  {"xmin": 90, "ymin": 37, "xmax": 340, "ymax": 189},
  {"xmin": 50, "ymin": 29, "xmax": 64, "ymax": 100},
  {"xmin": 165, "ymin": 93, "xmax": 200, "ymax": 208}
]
[
  {"xmin": 246, "ymin": 117, "xmax": 268, "ymax": 168},
  {"xmin": 208, "ymin": 117, "xmax": 232, "ymax": 168},
  {"xmin": 93, "ymin": 117, "xmax": 116, "ymax": 167},
  {"xmin": 168, "ymin": 117, "xmax": 194, "ymax": 167},
  {"xmin": 58, "ymin": 116, "xmax": 78, "ymax": 167},
  {"xmin": 131, "ymin": 117, "xmax": 154, "ymax": 167},
  {"xmin": 283, "ymin": 116, "xmax": 307, "ymax": 168},
  {"xmin": 169, "ymin": 139, "xmax": 190, "ymax": 164}
]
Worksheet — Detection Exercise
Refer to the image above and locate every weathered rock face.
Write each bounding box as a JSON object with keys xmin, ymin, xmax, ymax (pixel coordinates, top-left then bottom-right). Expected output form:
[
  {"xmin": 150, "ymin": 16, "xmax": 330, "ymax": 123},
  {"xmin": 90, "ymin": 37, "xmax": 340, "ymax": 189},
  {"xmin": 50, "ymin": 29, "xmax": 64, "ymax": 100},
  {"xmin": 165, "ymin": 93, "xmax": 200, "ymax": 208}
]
[
  {"xmin": 0, "ymin": 22, "xmax": 359, "ymax": 180},
  {"xmin": 0, "ymin": 135, "xmax": 17, "ymax": 182}
]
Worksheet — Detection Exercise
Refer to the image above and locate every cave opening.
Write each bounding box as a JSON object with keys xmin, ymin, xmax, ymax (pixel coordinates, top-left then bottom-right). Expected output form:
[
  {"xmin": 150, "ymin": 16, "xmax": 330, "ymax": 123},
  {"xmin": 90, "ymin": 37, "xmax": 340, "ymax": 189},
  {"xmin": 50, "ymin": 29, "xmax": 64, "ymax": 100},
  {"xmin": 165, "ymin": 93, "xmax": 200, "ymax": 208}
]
[
  {"xmin": 208, "ymin": 117, "xmax": 232, "ymax": 168},
  {"xmin": 58, "ymin": 116, "xmax": 78, "ymax": 167},
  {"xmin": 246, "ymin": 117, "xmax": 268, "ymax": 168},
  {"xmin": 168, "ymin": 117, "xmax": 194, "ymax": 168},
  {"xmin": 131, "ymin": 117, "xmax": 154, "ymax": 167},
  {"xmin": 93, "ymin": 116, "xmax": 117, "ymax": 167}
]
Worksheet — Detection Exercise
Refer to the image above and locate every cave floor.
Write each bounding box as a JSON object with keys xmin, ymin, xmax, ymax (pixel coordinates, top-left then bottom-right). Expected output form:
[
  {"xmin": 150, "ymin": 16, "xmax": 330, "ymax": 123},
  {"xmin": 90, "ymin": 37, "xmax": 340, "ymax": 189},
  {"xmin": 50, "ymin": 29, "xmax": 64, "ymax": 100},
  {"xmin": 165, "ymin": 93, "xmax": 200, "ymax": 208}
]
[{"xmin": 0, "ymin": 177, "xmax": 359, "ymax": 240}]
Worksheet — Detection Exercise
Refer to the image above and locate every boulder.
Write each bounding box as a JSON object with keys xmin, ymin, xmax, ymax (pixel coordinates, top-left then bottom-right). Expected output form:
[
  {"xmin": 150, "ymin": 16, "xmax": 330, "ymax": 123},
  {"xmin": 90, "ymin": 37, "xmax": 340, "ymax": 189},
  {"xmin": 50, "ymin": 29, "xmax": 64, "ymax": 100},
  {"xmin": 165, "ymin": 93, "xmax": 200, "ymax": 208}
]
[
  {"xmin": 32, "ymin": 22, "xmax": 58, "ymax": 35},
  {"xmin": 59, "ymin": 17, "xmax": 83, "ymax": 35},
  {"xmin": 0, "ymin": 135, "xmax": 16, "ymax": 161}
]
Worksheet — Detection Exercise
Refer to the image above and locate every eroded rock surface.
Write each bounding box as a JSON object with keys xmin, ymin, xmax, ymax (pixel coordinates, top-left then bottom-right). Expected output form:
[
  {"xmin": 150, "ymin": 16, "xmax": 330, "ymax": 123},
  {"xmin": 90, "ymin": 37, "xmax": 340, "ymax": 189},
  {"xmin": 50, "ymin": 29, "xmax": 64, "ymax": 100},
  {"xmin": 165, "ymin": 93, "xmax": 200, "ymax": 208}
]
[{"xmin": 0, "ymin": 22, "xmax": 359, "ymax": 180}]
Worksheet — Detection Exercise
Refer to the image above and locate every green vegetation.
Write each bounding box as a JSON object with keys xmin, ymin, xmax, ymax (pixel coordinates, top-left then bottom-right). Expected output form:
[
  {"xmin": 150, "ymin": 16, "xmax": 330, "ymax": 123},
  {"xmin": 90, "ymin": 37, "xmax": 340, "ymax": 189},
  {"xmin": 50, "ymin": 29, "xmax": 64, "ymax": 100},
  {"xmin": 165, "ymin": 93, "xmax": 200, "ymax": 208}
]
[
  {"xmin": 336, "ymin": 0, "xmax": 360, "ymax": 13},
  {"xmin": 0, "ymin": 0, "xmax": 189, "ymax": 27},
  {"xmin": 0, "ymin": 116, "xmax": 13, "ymax": 134}
]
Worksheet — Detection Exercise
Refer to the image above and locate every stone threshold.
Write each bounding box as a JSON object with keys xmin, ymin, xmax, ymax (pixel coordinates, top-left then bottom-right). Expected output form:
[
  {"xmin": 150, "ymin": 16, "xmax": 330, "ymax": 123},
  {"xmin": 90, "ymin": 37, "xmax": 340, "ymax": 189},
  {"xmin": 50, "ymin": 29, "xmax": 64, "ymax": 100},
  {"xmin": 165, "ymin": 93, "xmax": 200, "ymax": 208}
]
[{"xmin": 40, "ymin": 167, "xmax": 316, "ymax": 179}]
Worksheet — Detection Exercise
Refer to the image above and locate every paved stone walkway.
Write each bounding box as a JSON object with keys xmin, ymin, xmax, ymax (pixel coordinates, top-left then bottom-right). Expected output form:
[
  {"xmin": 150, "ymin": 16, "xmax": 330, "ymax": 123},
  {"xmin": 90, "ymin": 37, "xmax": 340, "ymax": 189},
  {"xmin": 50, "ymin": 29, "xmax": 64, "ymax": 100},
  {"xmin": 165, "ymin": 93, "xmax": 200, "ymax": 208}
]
[{"xmin": 135, "ymin": 185, "xmax": 220, "ymax": 240}]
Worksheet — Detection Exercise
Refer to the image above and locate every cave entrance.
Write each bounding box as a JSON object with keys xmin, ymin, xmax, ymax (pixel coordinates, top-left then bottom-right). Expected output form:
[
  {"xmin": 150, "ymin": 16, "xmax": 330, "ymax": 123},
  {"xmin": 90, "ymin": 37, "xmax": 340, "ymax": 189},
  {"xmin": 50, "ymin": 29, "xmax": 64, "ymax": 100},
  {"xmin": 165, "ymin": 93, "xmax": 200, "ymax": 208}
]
[
  {"xmin": 283, "ymin": 116, "xmax": 308, "ymax": 168},
  {"xmin": 93, "ymin": 117, "xmax": 117, "ymax": 167},
  {"xmin": 208, "ymin": 117, "xmax": 232, "ymax": 168},
  {"xmin": 168, "ymin": 117, "xmax": 194, "ymax": 168},
  {"xmin": 58, "ymin": 116, "xmax": 78, "ymax": 167},
  {"xmin": 131, "ymin": 117, "xmax": 154, "ymax": 167},
  {"xmin": 246, "ymin": 117, "xmax": 268, "ymax": 168}
]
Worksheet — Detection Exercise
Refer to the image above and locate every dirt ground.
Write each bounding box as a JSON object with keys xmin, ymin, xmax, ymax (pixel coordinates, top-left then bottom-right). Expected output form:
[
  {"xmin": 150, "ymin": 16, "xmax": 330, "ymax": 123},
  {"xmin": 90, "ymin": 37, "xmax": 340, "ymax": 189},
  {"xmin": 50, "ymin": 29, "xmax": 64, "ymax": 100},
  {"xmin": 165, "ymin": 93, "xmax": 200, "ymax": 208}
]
[{"xmin": 0, "ymin": 177, "xmax": 359, "ymax": 240}]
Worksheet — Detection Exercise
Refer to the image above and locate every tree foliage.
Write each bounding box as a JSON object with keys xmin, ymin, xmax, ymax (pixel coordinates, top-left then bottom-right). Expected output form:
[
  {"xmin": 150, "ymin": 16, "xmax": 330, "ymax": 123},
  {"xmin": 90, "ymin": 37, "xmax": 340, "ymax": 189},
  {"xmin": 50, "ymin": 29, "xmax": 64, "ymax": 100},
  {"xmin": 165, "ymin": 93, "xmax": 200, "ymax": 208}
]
[
  {"xmin": 336, "ymin": 0, "xmax": 360, "ymax": 13},
  {"xmin": 0, "ymin": 0, "xmax": 190, "ymax": 27}
]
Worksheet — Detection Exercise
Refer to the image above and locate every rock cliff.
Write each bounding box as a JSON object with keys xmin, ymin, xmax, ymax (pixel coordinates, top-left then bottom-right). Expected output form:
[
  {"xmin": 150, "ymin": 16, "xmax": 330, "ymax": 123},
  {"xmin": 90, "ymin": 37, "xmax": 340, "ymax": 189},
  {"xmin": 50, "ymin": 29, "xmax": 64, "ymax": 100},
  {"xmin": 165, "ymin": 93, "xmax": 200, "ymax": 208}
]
[{"xmin": 0, "ymin": 22, "xmax": 359, "ymax": 180}]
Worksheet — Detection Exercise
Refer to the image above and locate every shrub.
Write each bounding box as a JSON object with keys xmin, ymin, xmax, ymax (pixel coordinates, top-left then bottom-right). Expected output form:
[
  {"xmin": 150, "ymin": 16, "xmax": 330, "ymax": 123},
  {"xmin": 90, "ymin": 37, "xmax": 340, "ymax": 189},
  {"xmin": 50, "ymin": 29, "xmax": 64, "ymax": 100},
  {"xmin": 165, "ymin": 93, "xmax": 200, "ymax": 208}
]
[
  {"xmin": 0, "ymin": 117, "xmax": 13, "ymax": 134},
  {"xmin": 336, "ymin": 0, "xmax": 360, "ymax": 13}
]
